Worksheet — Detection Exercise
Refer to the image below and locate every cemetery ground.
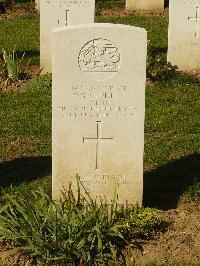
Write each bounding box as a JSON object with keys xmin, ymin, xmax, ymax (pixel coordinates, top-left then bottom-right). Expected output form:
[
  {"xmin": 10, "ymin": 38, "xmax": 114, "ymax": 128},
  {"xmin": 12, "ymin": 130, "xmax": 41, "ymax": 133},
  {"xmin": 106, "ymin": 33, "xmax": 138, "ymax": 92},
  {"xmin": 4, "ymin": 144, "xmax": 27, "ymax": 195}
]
[{"xmin": 0, "ymin": 1, "xmax": 200, "ymax": 265}]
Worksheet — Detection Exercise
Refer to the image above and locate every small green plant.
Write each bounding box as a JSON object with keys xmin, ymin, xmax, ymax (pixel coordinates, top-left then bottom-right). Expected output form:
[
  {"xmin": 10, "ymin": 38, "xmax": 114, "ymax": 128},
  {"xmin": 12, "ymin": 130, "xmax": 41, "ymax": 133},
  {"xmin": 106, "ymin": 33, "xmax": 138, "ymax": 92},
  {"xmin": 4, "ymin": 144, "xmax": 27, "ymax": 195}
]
[
  {"xmin": 0, "ymin": 48, "xmax": 26, "ymax": 83},
  {"xmin": 147, "ymin": 46, "xmax": 178, "ymax": 82},
  {"xmin": 0, "ymin": 177, "xmax": 161, "ymax": 265},
  {"xmin": 117, "ymin": 207, "xmax": 161, "ymax": 239},
  {"xmin": 186, "ymin": 178, "xmax": 200, "ymax": 201},
  {"xmin": 26, "ymin": 73, "xmax": 52, "ymax": 92}
]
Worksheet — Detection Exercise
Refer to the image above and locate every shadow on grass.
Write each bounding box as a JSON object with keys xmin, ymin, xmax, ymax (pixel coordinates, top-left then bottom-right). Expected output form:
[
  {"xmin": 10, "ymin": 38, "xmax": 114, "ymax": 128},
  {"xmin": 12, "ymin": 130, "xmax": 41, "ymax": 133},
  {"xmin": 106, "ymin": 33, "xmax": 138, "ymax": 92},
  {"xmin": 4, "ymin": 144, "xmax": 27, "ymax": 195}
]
[
  {"xmin": 0, "ymin": 156, "xmax": 51, "ymax": 187},
  {"xmin": 148, "ymin": 46, "xmax": 167, "ymax": 57},
  {"xmin": 17, "ymin": 50, "xmax": 40, "ymax": 58},
  {"xmin": 143, "ymin": 153, "xmax": 200, "ymax": 210},
  {"xmin": 164, "ymin": 0, "xmax": 169, "ymax": 8},
  {"xmin": 0, "ymin": 50, "xmax": 39, "ymax": 58},
  {"xmin": 1, "ymin": 153, "xmax": 199, "ymax": 210}
]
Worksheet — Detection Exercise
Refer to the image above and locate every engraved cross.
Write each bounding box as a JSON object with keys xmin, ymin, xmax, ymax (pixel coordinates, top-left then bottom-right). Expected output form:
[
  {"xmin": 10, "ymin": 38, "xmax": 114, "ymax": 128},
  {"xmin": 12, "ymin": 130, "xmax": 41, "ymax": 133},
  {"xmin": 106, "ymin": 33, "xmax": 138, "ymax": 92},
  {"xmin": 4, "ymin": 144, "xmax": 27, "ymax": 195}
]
[
  {"xmin": 188, "ymin": 7, "xmax": 200, "ymax": 37},
  {"xmin": 58, "ymin": 10, "xmax": 69, "ymax": 26},
  {"xmin": 83, "ymin": 121, "xmax": 114, "ymax": 170}
]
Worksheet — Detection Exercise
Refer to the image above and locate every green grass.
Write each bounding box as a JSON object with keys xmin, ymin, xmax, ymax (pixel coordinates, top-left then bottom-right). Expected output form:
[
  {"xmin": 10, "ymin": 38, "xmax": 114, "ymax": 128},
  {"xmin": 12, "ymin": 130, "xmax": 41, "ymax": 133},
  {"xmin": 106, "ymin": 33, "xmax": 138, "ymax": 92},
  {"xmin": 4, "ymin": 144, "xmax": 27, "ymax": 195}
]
[
  {"xmin": 0, "ymin": 75, "xmax": 52, "ymax": 199},
  {"xmin": 1, "ymin": 74, "xmax": 51, "ymax": 152},
  {"xmin": 186, "ymin": 179, "xmax": 200, "ymax": 201},
  {"xmin": 0, "ymin": 15, "xmax": 39, "ymax": 65},
  {"xmin": 96, "ymin": 15, "xmax": 168, "ymax": 49},
  {"xmin": 1, "ymin": 75, "xmax": 51, "ymax": 139}
]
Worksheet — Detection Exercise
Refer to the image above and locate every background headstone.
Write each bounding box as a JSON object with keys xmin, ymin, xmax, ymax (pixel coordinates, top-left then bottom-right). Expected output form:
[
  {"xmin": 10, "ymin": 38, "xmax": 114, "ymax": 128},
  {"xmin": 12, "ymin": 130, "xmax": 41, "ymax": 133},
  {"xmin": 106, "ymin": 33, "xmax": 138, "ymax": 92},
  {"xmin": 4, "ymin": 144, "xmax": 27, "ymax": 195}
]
[
  {"xmin": 168, "ymin": 0, "xmax": 200, "ymax": 72},
  {"xmin": 52, "ymin": 24, "xmax": 147, "ymax": 205},
  {"xmin": 40, "ymin": 0, "xmax": 95, "ymax": 73},
  {"xmin": 126, "ymin": 0, "xmax": 164, "ymax": 11}
]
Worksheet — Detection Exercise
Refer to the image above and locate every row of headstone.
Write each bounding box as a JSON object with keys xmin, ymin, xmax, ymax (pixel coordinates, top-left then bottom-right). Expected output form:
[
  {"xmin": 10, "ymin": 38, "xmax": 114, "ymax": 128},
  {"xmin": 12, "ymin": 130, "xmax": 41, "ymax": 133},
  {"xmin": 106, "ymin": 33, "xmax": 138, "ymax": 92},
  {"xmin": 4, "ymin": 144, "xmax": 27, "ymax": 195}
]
[
  {"xmin": 126, "ymin": 0, "xmax": 200, "ymax": 72},
  {"xmin": 40, "ymin": 0, "xmax": 200, "ymax": 74},
  {"xmin": 37, "ymin": 0, "xmax": 165, "ymax": 12},
  {"xmin": 40, "ymin": 0, "xmax": 95, "ymax": 73},
  {"xmin": 40, "ymin": 0, "xmax": 162, "ymax": 74}
]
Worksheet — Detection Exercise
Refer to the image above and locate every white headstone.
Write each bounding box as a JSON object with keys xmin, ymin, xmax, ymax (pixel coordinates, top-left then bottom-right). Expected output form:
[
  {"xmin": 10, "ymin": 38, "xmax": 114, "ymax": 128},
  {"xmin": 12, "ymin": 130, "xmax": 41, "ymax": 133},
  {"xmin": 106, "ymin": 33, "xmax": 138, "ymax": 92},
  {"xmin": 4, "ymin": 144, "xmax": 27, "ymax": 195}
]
[
  {"xmin": 40, "ymin": 0, "xmax": 95, "ymax": 73},
  {"xmin": 126, "ymin": 0, "xmax": 164, "ymax": 11},
  {"xmin": 168, "ymin": 0, "xmax": 200, "ymax": 71},
  {"xmin": 52, "ymin": 24, "xmax": 147, "ymax": 206}
]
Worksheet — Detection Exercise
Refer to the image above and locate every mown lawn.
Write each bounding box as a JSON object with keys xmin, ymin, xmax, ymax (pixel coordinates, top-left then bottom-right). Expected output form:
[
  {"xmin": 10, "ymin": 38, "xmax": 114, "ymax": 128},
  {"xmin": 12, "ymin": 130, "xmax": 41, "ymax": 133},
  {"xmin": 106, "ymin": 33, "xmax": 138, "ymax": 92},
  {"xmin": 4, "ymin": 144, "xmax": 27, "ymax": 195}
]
[{"xmin": 0, "ymin": 15, "xmax": 39, "ymax": 65}]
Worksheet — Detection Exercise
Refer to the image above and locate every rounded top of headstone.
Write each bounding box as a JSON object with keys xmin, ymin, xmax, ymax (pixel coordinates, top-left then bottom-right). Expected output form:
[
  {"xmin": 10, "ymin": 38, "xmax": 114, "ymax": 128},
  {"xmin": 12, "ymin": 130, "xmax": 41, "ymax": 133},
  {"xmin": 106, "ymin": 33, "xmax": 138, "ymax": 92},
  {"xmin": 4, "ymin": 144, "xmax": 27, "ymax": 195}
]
[{"xmin": 53, "ymin": 23, "xmax": 147, "ymax": 34}]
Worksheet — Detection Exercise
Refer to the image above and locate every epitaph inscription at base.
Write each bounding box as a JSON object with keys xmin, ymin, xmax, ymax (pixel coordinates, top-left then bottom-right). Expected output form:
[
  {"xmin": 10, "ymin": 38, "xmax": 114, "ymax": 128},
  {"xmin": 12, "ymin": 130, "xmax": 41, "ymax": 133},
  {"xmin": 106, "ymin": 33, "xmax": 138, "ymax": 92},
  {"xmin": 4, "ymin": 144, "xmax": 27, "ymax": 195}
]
[{"xmin": 52, "ymin": 24, "xmax": 147, "ymax": 205}]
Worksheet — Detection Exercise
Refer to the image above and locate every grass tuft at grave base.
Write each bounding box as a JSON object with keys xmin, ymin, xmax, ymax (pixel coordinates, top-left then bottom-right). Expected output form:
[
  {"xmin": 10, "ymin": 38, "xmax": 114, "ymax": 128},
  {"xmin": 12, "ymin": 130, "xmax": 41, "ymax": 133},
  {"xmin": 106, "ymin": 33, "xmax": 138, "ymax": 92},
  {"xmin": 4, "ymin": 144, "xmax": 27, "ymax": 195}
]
[{"xmin": 0, "ymin": 178, "xmax": 161, "ymax": 265}]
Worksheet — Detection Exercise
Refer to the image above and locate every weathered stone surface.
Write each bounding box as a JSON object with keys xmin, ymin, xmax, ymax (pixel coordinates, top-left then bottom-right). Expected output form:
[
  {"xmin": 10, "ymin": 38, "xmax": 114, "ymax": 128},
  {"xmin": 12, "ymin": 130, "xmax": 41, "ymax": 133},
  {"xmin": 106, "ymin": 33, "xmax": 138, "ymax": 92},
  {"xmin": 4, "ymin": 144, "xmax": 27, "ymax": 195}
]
[
  {"xmin": 52, "ymin": 24, "xmax": 147, "ymax": 205},
  {"xmin": 168, "ymin": 0, "xmax": 200, "ymax": 71},
  {"xmin": 40, "ymin": 0, "xmax": 95, "ymax": 73},
  {"xmin": 126, "ymin": 0, "xmax": 164, "ymax": 11}
]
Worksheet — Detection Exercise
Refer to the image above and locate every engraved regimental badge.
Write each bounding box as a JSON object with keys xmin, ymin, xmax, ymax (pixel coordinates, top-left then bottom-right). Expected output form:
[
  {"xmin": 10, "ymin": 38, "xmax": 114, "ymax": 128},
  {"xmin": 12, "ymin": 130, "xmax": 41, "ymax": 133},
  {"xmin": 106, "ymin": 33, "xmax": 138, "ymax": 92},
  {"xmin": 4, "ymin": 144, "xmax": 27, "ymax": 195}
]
[{"xmin": 78, "ymin": 38, "xmax": 121, "ymax": 81}]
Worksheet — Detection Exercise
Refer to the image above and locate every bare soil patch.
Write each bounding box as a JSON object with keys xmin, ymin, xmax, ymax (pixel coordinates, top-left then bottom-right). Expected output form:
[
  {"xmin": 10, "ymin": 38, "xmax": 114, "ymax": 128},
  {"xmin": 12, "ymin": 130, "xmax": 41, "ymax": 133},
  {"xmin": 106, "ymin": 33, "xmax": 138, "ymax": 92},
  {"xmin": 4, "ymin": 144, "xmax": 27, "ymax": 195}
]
[
  {"xmin": 0, "ymin": 197, "xmax": 199, "ymax": 265},
  {"xmin": 128, "ymin": 197, "xmax": 200, "ymax": 265},
  {"xmin": 0, "ymin": 65, "xmax": 41, "ymax": 92},
  {"xmin": 100, "ymin": 7, "xmax": 168, "ymax": 17},
  {"xmin": 0, "ymin": 4, "xmax": 37, "ymax": 20},
  {"xmin": 0, "ymin": 4, "xmax": 168, "ymax": 20}
]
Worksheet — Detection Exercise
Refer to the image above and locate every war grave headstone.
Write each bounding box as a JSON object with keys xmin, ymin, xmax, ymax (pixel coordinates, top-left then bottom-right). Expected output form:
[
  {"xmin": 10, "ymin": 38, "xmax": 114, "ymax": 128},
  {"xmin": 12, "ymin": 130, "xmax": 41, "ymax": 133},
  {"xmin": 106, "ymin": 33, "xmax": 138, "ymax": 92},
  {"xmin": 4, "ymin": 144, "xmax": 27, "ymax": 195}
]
[
  {"xmin": 126, "ymin": 0, "xmax": 164, "ymax": 11},
  {"xmin": 168, "ymin": 0, "xmax": 200, "ymax": 72},
  {"xmin": 40, "ymin": 0, "xmax": 95, "ymax": 73},
  {"xmin": 52, "ymin": 24, "xmax": 147, "ymax": 205}
]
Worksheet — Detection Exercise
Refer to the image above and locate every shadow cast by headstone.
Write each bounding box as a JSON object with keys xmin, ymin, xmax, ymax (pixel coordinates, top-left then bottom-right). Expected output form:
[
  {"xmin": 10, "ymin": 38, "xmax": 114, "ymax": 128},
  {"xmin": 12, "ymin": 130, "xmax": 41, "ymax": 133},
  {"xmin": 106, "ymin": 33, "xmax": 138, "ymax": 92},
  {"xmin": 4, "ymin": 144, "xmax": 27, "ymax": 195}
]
[
  {"xmin": 16, "ymin": 50, "xmax": 40, "ymax": 59},
  {"xmin": 0, "ymin": 3, "xmax": 6, "ymax": 13},
  {"xmin": 148, "ymin": 46, "xmax": 167, "ymax": 57},
  {"xmin": 143, "ymin": 153, "xmax": 200, "ymax": 210},
  {"xmin": 164, "ymin": 0, "xmax": 169, "ymax": 9},
  {"xmin": 0, "ymin": 156, "xmax": 52, "ymax": 188},
  {"xmin": 0, "ymin": 50, "xmax": 39, "ymax": 59}
]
